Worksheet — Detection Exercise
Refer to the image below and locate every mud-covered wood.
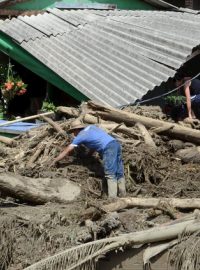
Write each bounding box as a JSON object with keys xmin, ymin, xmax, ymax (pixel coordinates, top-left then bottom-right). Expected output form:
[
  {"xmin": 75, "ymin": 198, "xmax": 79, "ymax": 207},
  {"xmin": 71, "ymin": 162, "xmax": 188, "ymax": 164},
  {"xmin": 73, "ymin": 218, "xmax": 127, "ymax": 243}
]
[
  {"xmin": 135, "ymin": 122, "xmax": 156, "ymax": 148},
  {"xmin": 41, "ymin": 115, "xmax": 67, "ymax": 138},
  {"xmin": 88, "ymin": 101, "xmax": 200, "ymax": 144},
  {"xmin": 102, "ymin": 197, "xmax": 200, "ymax": 212},
  {"xmin": 0, "ymin": 135, "xmax": 16, "ymax": 146},
  {"xmin": 0, "ymin": 173, "xmax": 81, "ymax": 204}
]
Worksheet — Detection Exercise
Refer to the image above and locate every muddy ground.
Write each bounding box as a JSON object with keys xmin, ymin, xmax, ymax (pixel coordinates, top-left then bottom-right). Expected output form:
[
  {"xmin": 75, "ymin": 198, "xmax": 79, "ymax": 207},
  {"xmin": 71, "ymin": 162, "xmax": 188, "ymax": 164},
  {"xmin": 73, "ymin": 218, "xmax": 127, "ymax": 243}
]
[{"xmin": 0, "ymin": 105, "xmax": 200, "ymax": 269}]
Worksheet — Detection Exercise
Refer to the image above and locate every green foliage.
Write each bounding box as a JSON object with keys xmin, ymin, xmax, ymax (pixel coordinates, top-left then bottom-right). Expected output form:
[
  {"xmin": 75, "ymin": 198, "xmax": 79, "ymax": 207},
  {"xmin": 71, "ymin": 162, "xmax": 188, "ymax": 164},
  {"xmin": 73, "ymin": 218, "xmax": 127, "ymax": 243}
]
[
  {"xmin": 41, "ymin": 101, "xmax": 56, "ymax": 112},
  {"xmin": 164, "ymin": 95, "xmax": 186, "ymax": 106}
]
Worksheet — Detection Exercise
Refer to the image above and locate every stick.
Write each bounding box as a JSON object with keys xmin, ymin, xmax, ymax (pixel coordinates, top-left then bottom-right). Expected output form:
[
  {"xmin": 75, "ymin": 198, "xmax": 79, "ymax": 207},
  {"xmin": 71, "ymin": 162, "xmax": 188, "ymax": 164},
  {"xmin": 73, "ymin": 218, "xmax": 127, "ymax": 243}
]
[
  {"xmin": 135, "ymin": 122, "xmax": 156, "ymax": 148},
  {"xmin": 0, "ymin": 135, "xmax": 16, "ymax": 146},
  {"xmin": 0, "ymin": 112, "xmax": 54, "ymax": 127},
  {"xmin": 40, "ymin": 115, "xmax": 67, "ymax": 138}
]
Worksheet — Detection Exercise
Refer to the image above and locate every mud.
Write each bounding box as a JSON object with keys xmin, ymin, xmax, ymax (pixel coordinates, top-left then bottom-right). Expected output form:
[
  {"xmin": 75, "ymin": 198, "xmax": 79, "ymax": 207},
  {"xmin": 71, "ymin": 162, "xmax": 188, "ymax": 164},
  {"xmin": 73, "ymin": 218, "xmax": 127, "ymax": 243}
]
[{"xmin": 0, "ymin": 105, "xmax": 200, "ymax": 269}]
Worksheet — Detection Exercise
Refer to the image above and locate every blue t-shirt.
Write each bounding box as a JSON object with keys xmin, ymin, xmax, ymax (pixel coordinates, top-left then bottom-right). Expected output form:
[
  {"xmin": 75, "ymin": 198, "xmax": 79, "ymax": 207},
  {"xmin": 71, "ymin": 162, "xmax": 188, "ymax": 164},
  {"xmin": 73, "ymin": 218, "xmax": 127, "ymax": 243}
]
[{"xmin": 71, "ymin": 125, "xmax": 115, "ymax": 153}]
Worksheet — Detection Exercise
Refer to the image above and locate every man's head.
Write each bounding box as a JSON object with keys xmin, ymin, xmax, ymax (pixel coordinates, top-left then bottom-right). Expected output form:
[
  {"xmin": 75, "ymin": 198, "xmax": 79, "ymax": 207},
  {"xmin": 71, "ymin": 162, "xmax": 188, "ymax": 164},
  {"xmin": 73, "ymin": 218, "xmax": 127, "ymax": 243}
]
[
  {"xmin": 68, "ymin": 119, "xmax": 86, "ymax": 135},
  {"xmin": 174, "ymin": 73, "xmax": 184, "ymax": 87}
]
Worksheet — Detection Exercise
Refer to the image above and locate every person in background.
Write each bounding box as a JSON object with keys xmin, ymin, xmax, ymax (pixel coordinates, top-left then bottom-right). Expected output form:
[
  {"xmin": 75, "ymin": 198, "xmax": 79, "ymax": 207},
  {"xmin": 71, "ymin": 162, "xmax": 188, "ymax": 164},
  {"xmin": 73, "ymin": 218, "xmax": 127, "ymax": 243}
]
[
  {"xmin": 52, "ymin": 119, "xmax": 126, "ymax": 198},
  {"xmin": 175, "ymin": 74, "xmax": 200, "ymax": 120}
]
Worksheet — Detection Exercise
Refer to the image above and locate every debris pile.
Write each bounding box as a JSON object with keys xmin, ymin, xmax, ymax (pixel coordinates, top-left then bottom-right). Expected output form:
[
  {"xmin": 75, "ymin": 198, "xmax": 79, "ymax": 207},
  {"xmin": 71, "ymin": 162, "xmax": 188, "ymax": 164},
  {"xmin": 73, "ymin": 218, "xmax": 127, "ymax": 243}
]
[{"xmin": 0, "ymin": 101, "xmax": 200, "ymax": 269}]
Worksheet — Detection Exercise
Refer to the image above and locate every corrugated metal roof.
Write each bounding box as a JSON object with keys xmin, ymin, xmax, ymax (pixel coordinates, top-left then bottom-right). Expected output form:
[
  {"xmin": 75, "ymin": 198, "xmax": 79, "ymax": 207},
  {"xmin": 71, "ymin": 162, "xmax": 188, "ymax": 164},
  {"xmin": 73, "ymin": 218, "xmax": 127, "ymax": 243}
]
[{"xmin": 0, "ymin": 9, "xmax": 200, "ymax": 106}]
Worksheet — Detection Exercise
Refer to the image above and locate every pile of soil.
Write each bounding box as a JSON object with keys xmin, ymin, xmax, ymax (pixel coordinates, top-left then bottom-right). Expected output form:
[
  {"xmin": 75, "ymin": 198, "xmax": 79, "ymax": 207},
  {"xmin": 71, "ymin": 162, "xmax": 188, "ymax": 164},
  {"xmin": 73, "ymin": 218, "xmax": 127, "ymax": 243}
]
[{"xmin": 0, "ymin": 105, "xmax": 200, "ymax": 269}]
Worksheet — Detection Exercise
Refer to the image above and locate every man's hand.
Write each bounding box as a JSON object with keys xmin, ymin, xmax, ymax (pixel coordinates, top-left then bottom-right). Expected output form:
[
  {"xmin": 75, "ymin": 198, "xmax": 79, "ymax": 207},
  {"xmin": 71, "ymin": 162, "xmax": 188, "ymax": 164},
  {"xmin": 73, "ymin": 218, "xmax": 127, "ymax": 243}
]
[{"xmin": 50, "ymin": 160, "xmax": 58, "ymax": 167}]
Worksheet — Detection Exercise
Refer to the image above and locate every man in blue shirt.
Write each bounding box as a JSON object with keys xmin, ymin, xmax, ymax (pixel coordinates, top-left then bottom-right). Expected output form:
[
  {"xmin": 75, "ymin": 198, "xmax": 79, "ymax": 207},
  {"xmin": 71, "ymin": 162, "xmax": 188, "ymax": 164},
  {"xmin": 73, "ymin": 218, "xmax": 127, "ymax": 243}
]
[{"xmin": 53, "ymin": 119, "xmax": 126, "ymax": 198}]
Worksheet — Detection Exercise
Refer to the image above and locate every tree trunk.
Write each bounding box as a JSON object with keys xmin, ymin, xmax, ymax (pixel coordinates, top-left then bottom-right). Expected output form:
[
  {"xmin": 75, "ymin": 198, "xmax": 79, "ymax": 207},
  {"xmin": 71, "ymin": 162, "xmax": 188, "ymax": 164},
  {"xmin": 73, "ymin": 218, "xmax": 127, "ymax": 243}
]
[
  {"xmin": 83, "ymin": 114, "xmax": 140, "ymax": 138},
  {"xmin": 0, "ymin": 173, "xmax": 81, "ymax": 204},
  {"xmin": 82, "ymin": 197, "xmax": 200, "ymax": 220},
  {"xmin": 102, "ymin": 197, "xmax": 200, "ymax": 212},
  {"xmin": 87, "ymin": 101, "xmax": 200, "ymax": 144}
]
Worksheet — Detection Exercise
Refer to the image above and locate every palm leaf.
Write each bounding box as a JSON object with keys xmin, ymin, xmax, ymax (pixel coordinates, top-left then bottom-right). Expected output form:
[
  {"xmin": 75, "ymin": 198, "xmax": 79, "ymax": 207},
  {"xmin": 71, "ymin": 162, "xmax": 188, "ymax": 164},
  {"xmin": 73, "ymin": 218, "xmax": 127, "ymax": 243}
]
[{"xmin": 24, "ymin": 219, "xmax": 200, "ymax": 270}]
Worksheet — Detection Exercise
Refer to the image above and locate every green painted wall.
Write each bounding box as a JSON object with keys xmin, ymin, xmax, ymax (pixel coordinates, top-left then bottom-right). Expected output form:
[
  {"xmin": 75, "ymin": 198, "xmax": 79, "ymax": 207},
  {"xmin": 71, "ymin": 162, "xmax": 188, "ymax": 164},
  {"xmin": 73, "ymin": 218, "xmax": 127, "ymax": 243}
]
[
  {"xmin": 0, "ymin": 32, "xmax": 87, "ymax": 102},
  {"xmin": 9, "ymin": 0, "xmax": 155, "ymax": 10}
]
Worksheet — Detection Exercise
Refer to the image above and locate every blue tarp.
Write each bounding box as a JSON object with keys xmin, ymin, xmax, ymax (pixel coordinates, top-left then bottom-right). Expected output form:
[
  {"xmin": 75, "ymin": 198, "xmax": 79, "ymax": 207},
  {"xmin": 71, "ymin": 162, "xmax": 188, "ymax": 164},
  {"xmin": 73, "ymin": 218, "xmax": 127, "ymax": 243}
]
[{"xmin": 0, "ymin": 120, "xmax": 42, "ymax": 135}]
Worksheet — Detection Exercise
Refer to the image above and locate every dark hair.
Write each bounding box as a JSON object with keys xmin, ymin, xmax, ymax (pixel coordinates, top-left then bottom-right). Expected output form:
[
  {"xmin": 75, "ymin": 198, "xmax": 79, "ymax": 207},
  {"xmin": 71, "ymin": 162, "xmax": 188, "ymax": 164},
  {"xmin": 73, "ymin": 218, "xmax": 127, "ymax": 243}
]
[{"xmin": 174, "ymin": 71, "xmax": 186, "ymax": 81}]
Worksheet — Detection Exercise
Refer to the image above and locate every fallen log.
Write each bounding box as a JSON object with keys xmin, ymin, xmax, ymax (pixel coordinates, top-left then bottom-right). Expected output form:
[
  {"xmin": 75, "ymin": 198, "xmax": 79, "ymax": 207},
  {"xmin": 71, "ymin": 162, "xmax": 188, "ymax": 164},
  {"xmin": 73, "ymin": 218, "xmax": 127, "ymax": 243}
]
[
  {"xmin": 0, "ymin": 135, "xmax": 17, "ymax": 146},
  {"xmin": 102, "ymin": 197, "xmax": 200, "ymax": 212},
  {"xmin": 0, "ymin": 173, "xmax": 81, "ymax": 204},
  {"xmin": 82, "ymin": 197, "xmax": 200, "ymax": 220},
  {"xmin": 83, "ymin": 114, "xmax": 140, "ymax": 138},
  {"xmin": 40, "ymin": 115, "xmax": 67, "ymax": 139},
  {"xmin": 87, "ymin": 101, "xmax": 200, "ymax": 144}
]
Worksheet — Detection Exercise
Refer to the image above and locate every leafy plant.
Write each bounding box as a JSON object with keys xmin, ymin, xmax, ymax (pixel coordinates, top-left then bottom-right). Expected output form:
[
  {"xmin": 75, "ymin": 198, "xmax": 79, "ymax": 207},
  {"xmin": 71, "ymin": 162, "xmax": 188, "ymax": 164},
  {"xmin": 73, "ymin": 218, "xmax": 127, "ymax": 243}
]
[
  {"xmin": 164, "ymin": 95, "xmax": 186, "ymax": 107},
  {"xmin": 41, "ymin": 101, "xmax": 56, "ymax": 112}
]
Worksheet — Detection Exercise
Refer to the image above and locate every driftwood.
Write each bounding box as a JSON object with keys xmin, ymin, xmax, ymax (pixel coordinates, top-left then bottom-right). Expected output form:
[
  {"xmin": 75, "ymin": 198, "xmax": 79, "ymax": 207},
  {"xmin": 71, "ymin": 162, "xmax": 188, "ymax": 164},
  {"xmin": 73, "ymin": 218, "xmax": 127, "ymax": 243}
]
[
  {"xmin": 0, "ymin": 135, "xmax": 16, "ymax": 146},
  {"xmin": 82, "ymin": 197, "xmax": 200, "ymax": 220},
  {"xmin": 102, "ymin": 197, "xmax": 200, "ymax": 212},
  {"xmin": 0, "ymin": 173, "xmax": 81, "ymax": 204},
  {"xmin": 83, "ymin": 114, "xmax": 140, "ymax": 138},
  {"xmin": 135, "ymin": 122, "xmax": 156, "ymax": 148},
  {"xmin": 57, "ymin": 106, "xmax": 79, "ymax": 118},
  {"xmin": 0, "ymin": 111, "xmax": 54, "ymax": 127},
  {"xmin": 40, "ymin": 115, "xmax": 67, "ymax": 138},
  {"xmin": 57, "ymin": 107, "xmax": 140, "ymax": 139},
  {"xmin": 87, "ymin": 101, "xmax": 200, "ymax": 144}
]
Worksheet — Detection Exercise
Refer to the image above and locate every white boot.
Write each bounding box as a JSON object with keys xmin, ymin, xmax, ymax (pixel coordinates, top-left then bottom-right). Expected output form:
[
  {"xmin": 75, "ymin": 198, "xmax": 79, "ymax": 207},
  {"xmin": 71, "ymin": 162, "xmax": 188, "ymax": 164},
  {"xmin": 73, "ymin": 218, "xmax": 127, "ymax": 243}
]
[
  {"xmin": 107, "ymin": 176, "xmax": 118, "ymax": 198},
  {"xmin": 118, "ymin": 178, "xmax": 126, "ymax": 197}
]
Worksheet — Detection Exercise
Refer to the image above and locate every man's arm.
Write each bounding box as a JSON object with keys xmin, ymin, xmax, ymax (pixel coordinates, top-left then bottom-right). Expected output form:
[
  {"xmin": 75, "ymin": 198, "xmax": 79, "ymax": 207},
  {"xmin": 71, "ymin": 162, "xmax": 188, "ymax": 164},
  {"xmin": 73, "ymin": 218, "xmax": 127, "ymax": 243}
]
[
  {"xmin": 184, "ymin": 79, "xmax": 194, "ymax": 119},
  {"xmin": 53, "ymin": 144, "xmax": 75, "ymax": 165}
]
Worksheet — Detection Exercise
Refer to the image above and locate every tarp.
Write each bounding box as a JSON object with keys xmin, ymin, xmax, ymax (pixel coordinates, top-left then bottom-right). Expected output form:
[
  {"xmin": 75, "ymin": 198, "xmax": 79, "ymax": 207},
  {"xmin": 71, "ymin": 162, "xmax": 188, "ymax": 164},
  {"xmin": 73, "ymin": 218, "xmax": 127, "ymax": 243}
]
[{"xmin": 0, "ymin": 120, "xmax": 41, "ymax": 134}]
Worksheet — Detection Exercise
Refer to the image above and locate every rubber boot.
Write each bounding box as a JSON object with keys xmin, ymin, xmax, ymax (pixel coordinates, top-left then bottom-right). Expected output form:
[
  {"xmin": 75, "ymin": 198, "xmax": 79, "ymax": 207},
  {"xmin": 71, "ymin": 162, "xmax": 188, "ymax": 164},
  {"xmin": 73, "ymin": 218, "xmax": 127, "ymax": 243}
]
[
  {"xmin": 106, "ymin": 176, "xmax": 118, "ymax": 198},
  {"xmin": 118, "ymin": 177, "xmax": 126, "ymax": 197}
]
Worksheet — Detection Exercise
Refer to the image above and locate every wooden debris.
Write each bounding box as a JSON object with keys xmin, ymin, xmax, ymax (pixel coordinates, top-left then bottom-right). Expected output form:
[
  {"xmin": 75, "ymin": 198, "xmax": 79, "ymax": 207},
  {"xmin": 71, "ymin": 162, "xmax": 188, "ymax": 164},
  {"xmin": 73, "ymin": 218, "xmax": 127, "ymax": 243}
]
[
  {"xmin": 0, "ymin": 173, "xmax": 81, "ymax": 204},
  {"xmin": 0, "ymin": 135, "xmax": 17, "ymax": 146},
  {"xmin": 40, "ymin": 115, "xmax": 67, "ymax": 139},
  {"xmin": 87, "ymin": 101, "xmax": 200, "ymax": 144},
  {"xmin": 135, "ymin": 122, "xmax": 156, "ymax": 148},
  {"xmin": 0, "ymin": 111, "xmax": 54, "ymax": 127}
]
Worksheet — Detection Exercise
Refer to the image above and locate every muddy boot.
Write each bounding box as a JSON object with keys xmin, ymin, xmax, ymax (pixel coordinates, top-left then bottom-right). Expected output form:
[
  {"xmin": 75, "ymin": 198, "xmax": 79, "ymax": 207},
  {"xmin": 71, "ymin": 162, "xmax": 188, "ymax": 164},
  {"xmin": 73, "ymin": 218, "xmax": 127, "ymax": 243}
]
[
  {"xmin": 118, "ymin": 178, "xmax": 126, "ymax": 197},
  {"xmin": 107, "ymin": 176, "xmax": 117, "ymax": 198}
]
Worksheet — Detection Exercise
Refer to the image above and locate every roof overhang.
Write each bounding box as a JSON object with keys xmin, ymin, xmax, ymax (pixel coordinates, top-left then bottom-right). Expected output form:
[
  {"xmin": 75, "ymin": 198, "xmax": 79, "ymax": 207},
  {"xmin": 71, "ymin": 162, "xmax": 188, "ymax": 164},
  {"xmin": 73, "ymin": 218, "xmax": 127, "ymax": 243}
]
[{"xmin": 0, "ymin": 9, "xmax": 200, "ymax": 107}]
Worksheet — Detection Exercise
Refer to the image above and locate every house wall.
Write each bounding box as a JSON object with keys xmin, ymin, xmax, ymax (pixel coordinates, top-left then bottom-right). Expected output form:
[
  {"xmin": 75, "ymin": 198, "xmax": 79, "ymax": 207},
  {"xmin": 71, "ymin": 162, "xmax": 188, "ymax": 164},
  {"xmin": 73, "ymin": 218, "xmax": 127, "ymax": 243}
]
[{"xmin": 7, "ymin": 0, "xmax": 155, "ymax": 11}]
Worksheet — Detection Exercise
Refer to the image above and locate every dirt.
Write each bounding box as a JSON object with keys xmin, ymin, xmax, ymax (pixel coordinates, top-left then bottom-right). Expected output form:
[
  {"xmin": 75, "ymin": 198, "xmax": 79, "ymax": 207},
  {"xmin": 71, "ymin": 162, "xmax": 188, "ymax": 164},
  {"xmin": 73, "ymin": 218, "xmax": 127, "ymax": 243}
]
[{"xmin": 0, "ymin": 105, "xmax": 200, "ymax": 269}]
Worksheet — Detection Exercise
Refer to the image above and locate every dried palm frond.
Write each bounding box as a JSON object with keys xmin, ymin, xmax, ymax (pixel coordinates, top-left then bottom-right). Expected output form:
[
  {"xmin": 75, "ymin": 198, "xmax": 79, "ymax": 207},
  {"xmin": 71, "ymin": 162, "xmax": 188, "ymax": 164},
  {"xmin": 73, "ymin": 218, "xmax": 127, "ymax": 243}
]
[
  {"xmin": 24, "ymin": 219, "xmax": 200, "ymax": 270},
  {"xmin": 24, "ymin": 238, "xmax": 125, "ymax": 270},
  {"xmin": 169, "ymin": 230, "xmax": 200, "ymax": 270}
]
